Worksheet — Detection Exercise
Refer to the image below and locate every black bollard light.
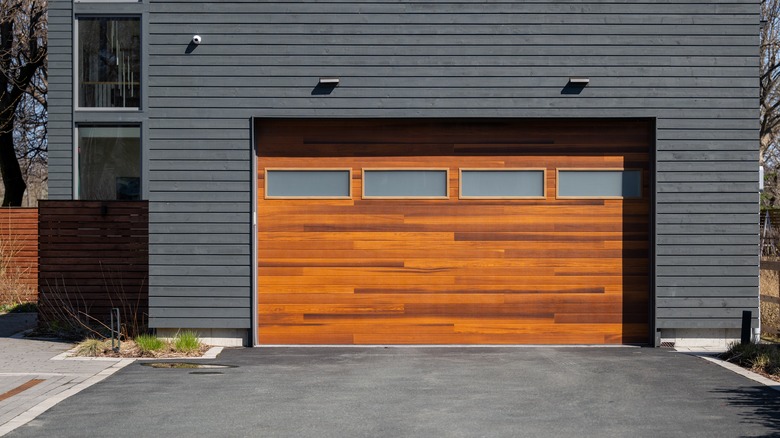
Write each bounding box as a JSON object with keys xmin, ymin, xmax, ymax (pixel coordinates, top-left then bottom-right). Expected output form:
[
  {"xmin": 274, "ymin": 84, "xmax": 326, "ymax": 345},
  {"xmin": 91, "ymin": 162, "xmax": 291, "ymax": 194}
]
[{"xmin": 741, "ymin": 310, "xmax": 752, "ymax": 345}]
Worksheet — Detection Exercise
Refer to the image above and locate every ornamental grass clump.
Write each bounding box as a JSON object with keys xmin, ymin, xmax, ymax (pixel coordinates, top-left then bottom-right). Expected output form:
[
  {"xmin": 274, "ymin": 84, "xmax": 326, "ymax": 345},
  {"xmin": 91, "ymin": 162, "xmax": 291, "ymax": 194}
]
[
  {"xmin": 173, "ymin": 330, "xmax": 201, "ymax": 354},
  {"xmin": 135, "ymin": 334, "xmax": 166, "ymax": 354},
  {"xmin": 75, "ymin": 338, "xmax": 109, "ymax": 357},
  {"xmin": 722, "ymin": 342, "xmax": 780, "ymax": 377}
]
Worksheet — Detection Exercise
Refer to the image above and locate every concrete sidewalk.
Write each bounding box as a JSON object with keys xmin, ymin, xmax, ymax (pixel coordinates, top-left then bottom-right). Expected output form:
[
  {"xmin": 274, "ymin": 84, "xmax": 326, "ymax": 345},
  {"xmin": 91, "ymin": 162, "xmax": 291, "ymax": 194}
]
[{"xmin": 0, "ymin": 313, "xmax": 132, "ymax": 437}]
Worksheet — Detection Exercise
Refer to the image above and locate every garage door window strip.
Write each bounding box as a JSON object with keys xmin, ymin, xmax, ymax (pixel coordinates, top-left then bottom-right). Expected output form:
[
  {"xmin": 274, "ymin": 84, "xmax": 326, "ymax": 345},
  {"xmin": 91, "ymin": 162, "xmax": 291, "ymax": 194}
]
[
  {"xmin": 459, "ymin": 169, "xmax": 546, "ymax": 199},
  {"xmin": 264, "ymin": 169, "xmax": 352, "ymax": 199},
  {"xmin": 556, "ymin": 169, "xmax": 642, "ymax": 199},
  {"xmin": 362, "ymin": 169, "xmax": 449, "ymax": 199}
]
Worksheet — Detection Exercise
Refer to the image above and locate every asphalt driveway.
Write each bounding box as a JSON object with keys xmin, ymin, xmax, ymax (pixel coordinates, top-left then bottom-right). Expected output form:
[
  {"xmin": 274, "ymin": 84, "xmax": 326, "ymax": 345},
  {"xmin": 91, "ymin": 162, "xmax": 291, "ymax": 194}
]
[{"xmin": 7, "ymin": 347, "xmax": 780, "ymax": 438}]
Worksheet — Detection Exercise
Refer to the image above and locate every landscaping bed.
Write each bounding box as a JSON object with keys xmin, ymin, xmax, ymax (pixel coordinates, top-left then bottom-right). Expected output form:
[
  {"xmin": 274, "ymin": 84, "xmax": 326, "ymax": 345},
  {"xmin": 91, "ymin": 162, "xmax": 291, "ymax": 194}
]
[
  {"xmin": 73, "ymin": 331, "xmax": 210, "ymax": 359},
  {"xmin": 720, "ymin": 342, "xmax": 780, "ymax": 384}
]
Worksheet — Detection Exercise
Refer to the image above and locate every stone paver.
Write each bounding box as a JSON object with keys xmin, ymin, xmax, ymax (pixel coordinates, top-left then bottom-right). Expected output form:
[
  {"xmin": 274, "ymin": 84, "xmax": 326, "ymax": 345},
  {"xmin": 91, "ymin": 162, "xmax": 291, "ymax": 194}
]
[{"xmin": 0, "ymin": 315, "xmax": 132, "ymax": 437}]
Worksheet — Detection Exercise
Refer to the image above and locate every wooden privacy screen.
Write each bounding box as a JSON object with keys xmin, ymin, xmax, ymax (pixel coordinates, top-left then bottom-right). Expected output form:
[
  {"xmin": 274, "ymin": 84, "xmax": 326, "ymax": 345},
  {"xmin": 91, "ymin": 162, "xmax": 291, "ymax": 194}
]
[
  {"xmin": 256, "ymin": 119, "xmax": 651, "ymax": 344},
  {"xmin": 38, "ymin": 201, "xmax": 148, "ymax": 330},
  {"xmin": 0, "ymin": 208, "xmax": 38, "ymax": 303}
]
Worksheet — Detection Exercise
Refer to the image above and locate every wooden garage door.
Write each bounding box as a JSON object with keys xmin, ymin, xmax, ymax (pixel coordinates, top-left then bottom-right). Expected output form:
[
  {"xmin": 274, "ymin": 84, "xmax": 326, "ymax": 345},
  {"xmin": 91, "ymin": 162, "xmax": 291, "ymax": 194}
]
[{"xmin": 256, "ymin": 119, "xmax": 651, "ymax": 344}]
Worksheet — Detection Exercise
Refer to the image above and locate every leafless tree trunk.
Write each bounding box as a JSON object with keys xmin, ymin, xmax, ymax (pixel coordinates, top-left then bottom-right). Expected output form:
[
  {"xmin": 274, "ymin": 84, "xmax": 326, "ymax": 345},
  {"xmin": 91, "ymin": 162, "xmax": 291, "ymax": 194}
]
[{"xmin": 0, "ymin": 0, "xmax": 46, "ymax": 206}]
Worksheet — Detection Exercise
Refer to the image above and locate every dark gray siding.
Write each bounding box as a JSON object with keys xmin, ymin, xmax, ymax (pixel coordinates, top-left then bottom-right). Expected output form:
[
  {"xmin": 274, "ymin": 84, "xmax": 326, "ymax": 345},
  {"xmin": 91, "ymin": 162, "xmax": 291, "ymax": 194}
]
[
  {"xmin": 49, "ymin": 0, "xmax": 760, "ymax": 334},
  {"xmin": 47, "ymin": 1, "xmax": 72, "ymax": 199}
]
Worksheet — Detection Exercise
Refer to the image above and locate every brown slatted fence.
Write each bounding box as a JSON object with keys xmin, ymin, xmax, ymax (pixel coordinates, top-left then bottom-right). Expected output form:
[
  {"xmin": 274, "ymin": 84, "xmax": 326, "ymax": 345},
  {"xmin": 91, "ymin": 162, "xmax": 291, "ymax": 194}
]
[
  {"xmin": 38, "ymin": 201, "xmax": 148, "ymax": 335},
  {"xmin": 0, "ymin": 208, "xmax": 38, "ymax": 303}
]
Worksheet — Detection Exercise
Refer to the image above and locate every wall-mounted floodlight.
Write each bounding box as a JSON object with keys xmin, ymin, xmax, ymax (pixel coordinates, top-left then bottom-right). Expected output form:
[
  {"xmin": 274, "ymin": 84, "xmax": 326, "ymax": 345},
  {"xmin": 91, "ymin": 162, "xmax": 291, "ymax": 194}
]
[
  {"xmin": 568, "ymin": 77, "xmax": 590, "ymax": 85},
  {"xmin": 192, "ymin": 35, "xmax": 202, "ymax": 45},
  {"xmin": 318, "ymin": 77, "xmax": 340, "ymax": 86}
]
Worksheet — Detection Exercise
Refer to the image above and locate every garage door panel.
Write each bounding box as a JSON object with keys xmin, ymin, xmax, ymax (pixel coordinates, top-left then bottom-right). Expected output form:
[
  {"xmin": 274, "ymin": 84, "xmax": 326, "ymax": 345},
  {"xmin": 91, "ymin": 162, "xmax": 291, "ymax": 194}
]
[{"xmin": 257, "ymin": 118, "xmax": 651, "ymax": 344}]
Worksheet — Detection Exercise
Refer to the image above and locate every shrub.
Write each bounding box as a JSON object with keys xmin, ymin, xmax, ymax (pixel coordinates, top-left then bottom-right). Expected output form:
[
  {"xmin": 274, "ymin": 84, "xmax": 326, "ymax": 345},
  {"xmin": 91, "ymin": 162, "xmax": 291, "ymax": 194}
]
[
  {"xmin": 136, "ymin": 334, "xmax": 165, "ymax": 353},
  {"xmin": 173, "ymin": 330, "xmax": 201, "ymax": 353}
]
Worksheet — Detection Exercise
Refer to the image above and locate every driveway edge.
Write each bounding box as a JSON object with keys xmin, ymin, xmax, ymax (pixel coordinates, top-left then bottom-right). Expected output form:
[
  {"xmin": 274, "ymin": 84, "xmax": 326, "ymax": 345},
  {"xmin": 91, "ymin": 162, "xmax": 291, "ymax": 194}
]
[{"xmin": 697, "ymin": 355, "xmax": 780, "ymax": 392}]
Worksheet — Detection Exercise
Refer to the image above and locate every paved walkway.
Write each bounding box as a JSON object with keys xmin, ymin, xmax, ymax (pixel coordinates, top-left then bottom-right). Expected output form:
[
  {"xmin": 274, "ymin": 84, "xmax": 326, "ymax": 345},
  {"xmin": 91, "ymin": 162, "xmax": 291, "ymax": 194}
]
[{"xmin": 0, "ymin": 313, "xmax": 132, "ymax": 437}]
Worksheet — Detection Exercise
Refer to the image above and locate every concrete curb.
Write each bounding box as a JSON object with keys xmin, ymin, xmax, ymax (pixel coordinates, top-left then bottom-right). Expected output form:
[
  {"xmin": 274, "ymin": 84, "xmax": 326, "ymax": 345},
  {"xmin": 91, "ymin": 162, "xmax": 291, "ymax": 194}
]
[
  {"xmin": 696, "ymin": 355, "xmax": 780, "ymax": 392},
  {"xmin": 52, "ymin": 346, "xmax": 224, "ymax": 361},
  {"xmin": 0, "ymin": 359, "xmax": 134, "ymax": 437}
]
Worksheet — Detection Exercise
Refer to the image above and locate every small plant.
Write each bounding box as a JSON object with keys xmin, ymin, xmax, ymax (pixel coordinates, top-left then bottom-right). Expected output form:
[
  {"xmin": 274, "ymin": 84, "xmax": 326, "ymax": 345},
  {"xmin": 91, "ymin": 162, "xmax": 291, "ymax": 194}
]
[
  {"xmin": 136, "ymin": 334, "xmax": 166, "ymax": 353},
  {"xmin": 75, "ymin": 338, "xmax": 108, "ymax": 357},
  {"xmin": 173, "ymin": 330, "xmax": 201, "ymax": 353}
]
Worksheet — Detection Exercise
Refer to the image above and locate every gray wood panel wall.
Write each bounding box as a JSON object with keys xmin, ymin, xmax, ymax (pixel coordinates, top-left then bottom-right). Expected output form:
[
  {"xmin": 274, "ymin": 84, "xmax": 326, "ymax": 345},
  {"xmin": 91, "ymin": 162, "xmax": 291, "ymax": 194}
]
[
  {"xmin": 47, "ymin": 0, "xmax": 72, "ymax": 198},
  {"xmin": 49, "ymin": 0, "xmax": 759, "ymax": 335}
]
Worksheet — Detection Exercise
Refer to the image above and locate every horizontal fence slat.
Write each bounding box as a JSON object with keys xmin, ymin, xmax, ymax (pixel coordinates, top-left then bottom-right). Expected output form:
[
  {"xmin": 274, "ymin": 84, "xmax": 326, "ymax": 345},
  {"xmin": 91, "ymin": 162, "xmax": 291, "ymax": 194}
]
[
  {"xmin": 38, "ymin": 201, "xmax": 149, "ymax": 331},
  {"xmin": 0, "ymin": 207, "xmax": 39, "ymax": 303}
]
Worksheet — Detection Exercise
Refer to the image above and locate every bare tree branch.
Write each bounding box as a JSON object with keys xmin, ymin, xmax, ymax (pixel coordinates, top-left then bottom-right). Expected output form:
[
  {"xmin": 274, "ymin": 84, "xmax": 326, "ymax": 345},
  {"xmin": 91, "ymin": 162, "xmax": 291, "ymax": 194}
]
[{"xmin": 0, "ymin": 0, "xmax": 47, "ymax": 206}]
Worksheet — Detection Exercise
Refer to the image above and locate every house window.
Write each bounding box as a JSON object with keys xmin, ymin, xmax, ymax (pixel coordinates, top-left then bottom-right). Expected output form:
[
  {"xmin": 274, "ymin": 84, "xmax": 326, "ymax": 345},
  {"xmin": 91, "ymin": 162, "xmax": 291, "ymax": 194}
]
[
  {"xmin": 557, "ymin": 169, "xmax": 642, "ymax": 199},
  {"xmin": 265, "ymin": 169, "xmax": 352, "ymax": 199},
  {"xmin": 460, "ymin": 169, "xmax": 546, "ymax": 199},
  {"xmin": 363, "ymin": 169, "xmax": 449, "ymax": 199},
  {"xmin": 77, "ymin": 126, "xmax": 141, "ymax": 200},
  {"xmin": 78, "ymin": 17, "xmax": 140, "ymax": 108}
]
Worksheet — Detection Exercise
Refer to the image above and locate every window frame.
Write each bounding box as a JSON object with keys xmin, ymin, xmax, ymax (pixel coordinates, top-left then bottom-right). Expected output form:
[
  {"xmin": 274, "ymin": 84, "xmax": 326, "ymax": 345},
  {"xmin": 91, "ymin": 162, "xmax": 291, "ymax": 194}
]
[
  {"xmin": 264, "ymin": 168, "xmax": 353, "ymax": 200},
  {"xmin": 74, "ymin": 123, "xmax": 143, "ymax": 201},
  {"xmin": 74, "ymin": 14, "xmax": 143, "ymax": 111},
  {"xmin": 361, "ymin": 168, "xmax": 450, "ymax": 200},
  {"xmin": 555, "ymin": 168, "xmax": 643, "ymax": 200},
  {"xmin": 459, "ymin": 168, "xmax": 547, "ymax": 200}
]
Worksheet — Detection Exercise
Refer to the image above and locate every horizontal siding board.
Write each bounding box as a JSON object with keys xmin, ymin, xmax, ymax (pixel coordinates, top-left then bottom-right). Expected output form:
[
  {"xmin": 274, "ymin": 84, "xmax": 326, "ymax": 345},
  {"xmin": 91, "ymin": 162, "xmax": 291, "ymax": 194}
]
[
  {"xmin": 148, "ymin": 65, "xmax": 757, "ymax": 78},
  {"xmin": 152, "ymin": 276, "xmax": 250, "ymax": 287},
  {"xmin": 149, "ymin": 2, "xmax": 755, "ymax": 15},
  {"xmin": 148, "ymin": 192, "xmax": 250, "ymax": 203},
  {"xmin": 149, "ymin": 255, "xmax": 250, "ymax": 265},
  {"xmin": 656, "ymin": 213, "xmax": 758, "ymax": 224},
  {"xmin": 655, "ymin": 319, "xmax": 757, "ymax": 329},
  {"xmin": 149, "ymin": 244, "xmax": 250, "ymax": 255},
  {"xmin": 149, "ymin": 203, "xmax": 250, "ymax": 214},
  {"xmin": 150, "ymin": 76, "xmax": 758, "ymax": 89},
  {"xmin": 150, "ymin": 297, "xmax": 250, "ymax": 307},
  {"xmin": 149, "ymin": 170, "xmax": 249, "ymax": 181},
  {"xmin": 148, "ymin": 55, "xmax": 758, "ymax": 69},
  {"xmin": 657, "ymin": 235, "xmax": 759, "ymax": 245},
  {"xmin": 657, "ymin": 307, "xmax": 759, "ymax": 319},
  {"xmin": 656, "ymin": 298, "xmax": 758, "ymax": 308},
  {"xmin": 151, "ymin": 44, "xmax": 760, "ymax": 58},
  {"xmin": 149, "ymin": 13, "xmax": 757, "ymax": 26},
  {"xmin": 656, "ymin": 203, "xmax": 758, "ymax": 213},
  {"xmin": 656, "ymin": 256, "xmax": 758, "ymax": 267},
  {"xmin": 149, "ymin": 265, "xmax": 250, "ymax": 276},
  {"xmin": 656, "ymin": 266, "xmax": 757, "ymax": 276},
  {"xmin": 148, "ymin": 317, "xmax": 250, "ymax": 329},
  {"xmin": 149, "ymin": 233, "xmax": 249, "ymax": 244},
  {"xmin": 656, "ymin": 246, "xmax": 759, "ymax": 256},
  {"xmin": 148, "ymin": 23, "xmax": 757, "ymax": 36},
  {"xmin": 656, "ymin": 277, "xmax": 759, "ymax": 288},
  {"xmin": 148, "ymin": 86, "xmax": 758, "ymax": 100},
  {"xmin": 657, "ymin": 287, "xmax": 758, "ymax": 297}
]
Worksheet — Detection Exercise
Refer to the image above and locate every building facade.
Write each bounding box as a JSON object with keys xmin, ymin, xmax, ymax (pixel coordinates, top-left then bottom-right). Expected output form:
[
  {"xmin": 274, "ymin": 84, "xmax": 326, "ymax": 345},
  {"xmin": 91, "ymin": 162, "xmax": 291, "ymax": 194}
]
[{"xmin": 49, "ymin": 0, "xmax": 760, "ymax": 347}]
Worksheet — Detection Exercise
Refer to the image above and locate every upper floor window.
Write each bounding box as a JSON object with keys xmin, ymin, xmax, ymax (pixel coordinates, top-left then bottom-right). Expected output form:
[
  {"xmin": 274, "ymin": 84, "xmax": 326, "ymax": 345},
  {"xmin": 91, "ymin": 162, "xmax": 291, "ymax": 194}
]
[{"xmin": 78, "ymin": 17, "xmax": 140, "ymax": 108}]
